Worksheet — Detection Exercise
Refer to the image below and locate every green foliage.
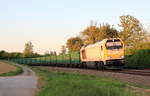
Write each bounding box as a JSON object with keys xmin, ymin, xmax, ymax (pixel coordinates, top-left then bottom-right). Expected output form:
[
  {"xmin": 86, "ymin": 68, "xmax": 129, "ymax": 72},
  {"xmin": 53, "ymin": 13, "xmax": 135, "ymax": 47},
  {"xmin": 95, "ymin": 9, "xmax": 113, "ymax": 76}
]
[
  {"xmin": 126, "ymin": 49, "xmax": 150, "ymax": 68},
  {"xmin": 23, "ymin": 41, "xmax": 34, "ymax": 58},
  {"xmin": 119, "ymin": 15, "xmax": 149, "ymax": 50},
  {"xmin": 66, "ymin": 37, "xmax": 83, "ymax": 52},
  {"xmin": 44, "ymin": 51, "xmax": 51, "ymax": 56},
  {"xmin": 60, "ymin": 45, "xmax": 66, "ymax": 55},
  {"xmin": 0, "ymin": 50, "xmax": 41, "ymax": 59},
  {"xmin": 125, "ymin": 42, "xmax": 150, "ymax": 55},
  {"xmin": 0, "ymin": 50, "xmax": 23, "ymax": 59},
  {"xmin": 43, "ymin": 51, "xmax": 57, "ymax": 56},
  {"xmin": 33, "ymin": 68, "xmax": 135, "ymax": 96},
  {"xmin": 9, "ymin": 52, "xmax": 22, "ymax": 58},
  {"xmin": 0, "ymin": 50, "xmax": 9, "ymax": 59},
  {"xmin": 81, "ymin": 23, "xmax": 118, "ymax": 45}
]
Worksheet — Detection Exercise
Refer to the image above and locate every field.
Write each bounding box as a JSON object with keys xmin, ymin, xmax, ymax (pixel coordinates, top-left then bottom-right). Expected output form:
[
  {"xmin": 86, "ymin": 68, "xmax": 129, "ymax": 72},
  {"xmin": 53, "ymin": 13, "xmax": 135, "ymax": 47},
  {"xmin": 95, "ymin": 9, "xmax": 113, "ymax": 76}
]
[
  {"xmin": 32, "ymin": 67, "xmax": 137, "ymax": 96},
  {"xmin": 0, "ymin": 61, "xmax": 23, "ymax": 76},
  {"xmin": 0, "ymin": 61, "xmax": 16, "ymax": 74}
]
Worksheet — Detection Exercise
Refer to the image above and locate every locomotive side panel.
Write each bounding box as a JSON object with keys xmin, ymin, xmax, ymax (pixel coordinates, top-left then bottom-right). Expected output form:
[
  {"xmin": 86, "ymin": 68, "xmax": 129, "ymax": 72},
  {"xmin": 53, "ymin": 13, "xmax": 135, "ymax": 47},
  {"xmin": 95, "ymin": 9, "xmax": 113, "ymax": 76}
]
[
  {"xmin": 80, "ymin": 41, "xmax": 105, "ymax": 62},
  {"xmin": 85, "ymin": 45, "xmax": 101, "ymax": 61}
]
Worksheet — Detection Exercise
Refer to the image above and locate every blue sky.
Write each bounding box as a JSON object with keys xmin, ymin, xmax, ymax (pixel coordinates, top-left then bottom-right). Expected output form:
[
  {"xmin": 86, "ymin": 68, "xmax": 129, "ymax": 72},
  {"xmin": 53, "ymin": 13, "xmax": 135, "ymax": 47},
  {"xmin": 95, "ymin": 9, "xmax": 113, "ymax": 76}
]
[{"xmin": 0, "ymin": 0, "xmax": 150, "ymax": 54}]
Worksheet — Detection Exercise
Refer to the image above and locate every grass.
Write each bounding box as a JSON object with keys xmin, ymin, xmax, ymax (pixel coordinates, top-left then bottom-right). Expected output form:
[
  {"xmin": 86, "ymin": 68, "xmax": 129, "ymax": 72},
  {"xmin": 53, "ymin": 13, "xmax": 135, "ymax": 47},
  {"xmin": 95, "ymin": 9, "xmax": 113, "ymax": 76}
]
[
  {"xmin": 32, "ymin": 67, "xmax": 136, "ymax": 96},
  {"xmin": 0, "ymin": 61, "xmax": 23, "ymax": 76}
]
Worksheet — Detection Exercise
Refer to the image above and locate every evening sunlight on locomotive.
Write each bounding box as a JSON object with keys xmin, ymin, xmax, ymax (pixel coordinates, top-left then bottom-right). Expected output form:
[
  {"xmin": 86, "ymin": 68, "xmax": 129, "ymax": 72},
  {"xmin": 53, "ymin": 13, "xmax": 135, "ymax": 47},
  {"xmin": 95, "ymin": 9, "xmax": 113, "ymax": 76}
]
[{"xmin": 80, "ymin": 38, "xmax": 125, "ymax": 69}]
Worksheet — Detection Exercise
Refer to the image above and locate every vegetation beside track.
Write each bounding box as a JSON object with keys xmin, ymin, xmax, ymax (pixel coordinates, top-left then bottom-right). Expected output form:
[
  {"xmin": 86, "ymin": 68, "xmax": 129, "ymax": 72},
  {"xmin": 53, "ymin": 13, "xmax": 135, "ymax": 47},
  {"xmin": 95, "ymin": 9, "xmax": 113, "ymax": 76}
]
[
  {"xmin": 32, "ymin": 67, "xmax": 136, "ymax": 96},
  {"xmin": 0, "ymin": 61, "xmax": 23, "ymax": 76},
  {"xmin": 126, "ymin": 49, "xmax": 150, "ymax": 68}
]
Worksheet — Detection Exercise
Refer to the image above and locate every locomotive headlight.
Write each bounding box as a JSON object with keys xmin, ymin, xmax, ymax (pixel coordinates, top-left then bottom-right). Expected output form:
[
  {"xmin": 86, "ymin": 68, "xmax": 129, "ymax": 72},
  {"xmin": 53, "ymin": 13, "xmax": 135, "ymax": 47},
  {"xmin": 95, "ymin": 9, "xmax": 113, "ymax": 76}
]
[
  {"xmin": 121, "ymin": 56, "xmax": 124, "ymax": 59},
  {"xmin": 107, "ymin": 56, "xmax": 112, "ymax": 59}
]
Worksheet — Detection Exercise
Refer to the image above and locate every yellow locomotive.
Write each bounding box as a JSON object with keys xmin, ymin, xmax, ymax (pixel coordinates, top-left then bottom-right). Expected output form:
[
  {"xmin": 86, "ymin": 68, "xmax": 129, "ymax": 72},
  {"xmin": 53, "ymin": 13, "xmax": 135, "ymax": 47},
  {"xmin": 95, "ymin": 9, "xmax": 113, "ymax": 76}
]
[{"xmin": 80, "ymin": 38, "xmax": 124, "ymax": 69}]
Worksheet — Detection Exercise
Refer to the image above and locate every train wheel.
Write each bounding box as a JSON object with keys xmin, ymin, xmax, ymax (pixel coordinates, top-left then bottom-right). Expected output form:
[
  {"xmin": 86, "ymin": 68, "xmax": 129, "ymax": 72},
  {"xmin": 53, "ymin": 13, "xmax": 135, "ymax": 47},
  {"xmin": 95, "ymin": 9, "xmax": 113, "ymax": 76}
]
[
  {"xmin": 67, "ymin": 64, "xmax": 70, "ymax": 67},
  {"xmin": 75, "ymin": 64, "xmax": 79, "ymax": 68},
  {"xmin": 72, "ymin": 64, "xmax": 75, "ymax": 68},
  {"xmin": 97, "ymin": 62, "xmax": 105, "ymax": 70},
  {"xmin": 69, "ymin": 64, "xmax": 71, "ymax": 68},
  {"xmin": 78, "ymin": 63, "xmax": 82, "ymax": 68},
  {"xmin": 94, "ymin": 62, "xmax": 98, "ymax": 69},
  {"xmin": 77, "ymin": 64, "xmax": 81, "ymax": 68},
  {"xmin": 65, "ymin": 64, "xmax": 67, "ymax": 67},
  {"xmin": 84, "ymin": 62, "xmax": 87, "ymax": 68},
  {"xmin": 81, "ymin": 62, "xmax": 87, "ymax": 68}
]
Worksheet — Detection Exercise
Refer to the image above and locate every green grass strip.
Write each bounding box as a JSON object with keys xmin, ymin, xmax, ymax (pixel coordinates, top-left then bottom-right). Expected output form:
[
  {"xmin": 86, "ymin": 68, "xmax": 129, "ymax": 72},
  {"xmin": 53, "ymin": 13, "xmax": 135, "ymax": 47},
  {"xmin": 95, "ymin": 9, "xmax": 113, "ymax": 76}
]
[{"xmin": 32, "ymin": 67, "xmax": 136, "ymax": 96}]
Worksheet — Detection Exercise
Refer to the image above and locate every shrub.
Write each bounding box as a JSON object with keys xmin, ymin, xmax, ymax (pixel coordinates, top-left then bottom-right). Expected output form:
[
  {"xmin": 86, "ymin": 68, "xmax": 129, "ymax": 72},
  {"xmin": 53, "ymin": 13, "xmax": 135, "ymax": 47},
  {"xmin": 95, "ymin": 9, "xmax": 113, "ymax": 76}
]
[{"xmin": 126, "ymin": 49, "xmax": 150, "ymax": 68}]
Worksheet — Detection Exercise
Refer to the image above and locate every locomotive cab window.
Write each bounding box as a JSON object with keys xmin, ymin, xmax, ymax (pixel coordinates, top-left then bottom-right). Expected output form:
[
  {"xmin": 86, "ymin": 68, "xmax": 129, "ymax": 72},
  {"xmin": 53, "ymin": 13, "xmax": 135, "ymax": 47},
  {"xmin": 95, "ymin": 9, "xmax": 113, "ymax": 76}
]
[{"xmin": 106, "ymin": 39, "xmax": 123, "ymax": 50}]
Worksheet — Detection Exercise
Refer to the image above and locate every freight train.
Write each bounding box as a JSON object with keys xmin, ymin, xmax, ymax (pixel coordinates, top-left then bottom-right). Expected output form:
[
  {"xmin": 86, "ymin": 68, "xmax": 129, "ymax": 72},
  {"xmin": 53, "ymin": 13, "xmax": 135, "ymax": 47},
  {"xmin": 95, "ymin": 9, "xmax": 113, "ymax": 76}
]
[
  {"xmin": 10, "ymin": 38, "xmax": 125, "ymax": 69},
  {"xmin": 80, "ymin": 38, "xmax": 125, "ymax": 69}
]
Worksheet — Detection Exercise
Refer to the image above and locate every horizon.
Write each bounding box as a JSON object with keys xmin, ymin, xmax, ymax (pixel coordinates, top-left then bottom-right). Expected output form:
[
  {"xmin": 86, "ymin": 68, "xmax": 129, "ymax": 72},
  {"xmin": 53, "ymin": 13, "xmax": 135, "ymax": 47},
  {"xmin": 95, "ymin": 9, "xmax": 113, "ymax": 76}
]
[{"xmin": 0, "ymin": 0, "xmax": 150, "ymax": 54}]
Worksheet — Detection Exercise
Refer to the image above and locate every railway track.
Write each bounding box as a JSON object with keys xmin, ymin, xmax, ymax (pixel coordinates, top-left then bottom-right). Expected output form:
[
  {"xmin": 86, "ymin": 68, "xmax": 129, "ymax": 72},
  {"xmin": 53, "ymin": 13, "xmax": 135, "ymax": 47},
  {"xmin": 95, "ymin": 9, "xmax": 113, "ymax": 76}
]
[
  {"xmin": 37, "ymin": 64, "xmax": 150, "ymax": 77},
  {"xmin": 83, "ymin": 67, "xmax": 150, "ymax": 77},
  {"xmin": 67, "ymin": 66, "xmax": 150, "ymax": 77},
  {"xmin": 116, "ymin": 69, "xmax": 150, "ymax": 76},
  {"xmin": 37, "ymin": 66, "xmax": 150, "ymax": 96},
  {"xmin": 37, "ymin": 66, "xmax": 150, "ymax": 87},
  {"xmin": 87, "ymin": 68, "xmax": 150, "ymax": 77}
]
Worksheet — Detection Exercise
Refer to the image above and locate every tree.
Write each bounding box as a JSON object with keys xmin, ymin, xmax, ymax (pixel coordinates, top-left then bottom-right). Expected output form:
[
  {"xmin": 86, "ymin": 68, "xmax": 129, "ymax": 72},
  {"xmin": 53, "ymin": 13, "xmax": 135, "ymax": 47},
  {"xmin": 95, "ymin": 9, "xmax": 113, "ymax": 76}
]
[
  {"xmin": 53, "ymin": 51, "xmax": 57, "ymax": 56},
  {"xmin": 44, "ymin": 51, "xmax": 50, "ymax": 56},
  {"xmin": 60, "ymin": 45, "xmax": 66, "ymax": 54},
  {"xmin": 66, "ymin": 37, "xmax": 83, "ymax": 52},
  {"xmin": 98, "ymin": 24, "xmax": 118, "ymax": 39},
  {"xmin": 81, "ymin": 22, "xmax": 118, "ymax": 45},
  {"xmin": 23, "ymin": 41, "xmax": 34, "ymax": 58},
  {"xmin": 81, "ymin": 23, "xmax": 99, "ymax": 44},
  {"xmin": 119, "ymin": 15, "xmax": 149, "ymax": 50},
  {"xmin": 0, "ymin": 50, "xmax": 6, "ymax": 57},
  {"xmin": 49, "ymin": 51, "xmax": 57, "ymax": 56},
  {"xmin": 0, "ymin": 50, "xmax": 9, "ymax": 59},
  {"xmin": 32, "ymin": 53, "xmax": 41, "ymax": 57},
  {"xmin": 9, "ymin": 52, "xmax": 22, "ymax": 58}
]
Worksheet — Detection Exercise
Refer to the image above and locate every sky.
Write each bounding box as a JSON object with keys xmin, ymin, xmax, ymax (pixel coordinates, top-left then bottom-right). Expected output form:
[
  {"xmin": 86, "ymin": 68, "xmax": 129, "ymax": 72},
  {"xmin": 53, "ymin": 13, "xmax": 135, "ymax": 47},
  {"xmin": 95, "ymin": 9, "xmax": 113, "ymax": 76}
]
[{"xmin": 0, "ymin": 0, "xmax": 150, "ymax": 54}]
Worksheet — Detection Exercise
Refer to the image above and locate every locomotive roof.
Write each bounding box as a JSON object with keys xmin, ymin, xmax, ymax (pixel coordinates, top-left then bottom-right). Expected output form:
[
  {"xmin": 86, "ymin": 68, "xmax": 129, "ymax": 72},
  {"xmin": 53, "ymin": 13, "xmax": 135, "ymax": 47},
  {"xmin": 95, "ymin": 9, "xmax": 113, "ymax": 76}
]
[
  {"xmin": 81, "ymin": 38, "xmax": 121, "ymax": 49},
  {"xmin": 81, "ymin": 39, "xmax": 105, "ymax": 49}
]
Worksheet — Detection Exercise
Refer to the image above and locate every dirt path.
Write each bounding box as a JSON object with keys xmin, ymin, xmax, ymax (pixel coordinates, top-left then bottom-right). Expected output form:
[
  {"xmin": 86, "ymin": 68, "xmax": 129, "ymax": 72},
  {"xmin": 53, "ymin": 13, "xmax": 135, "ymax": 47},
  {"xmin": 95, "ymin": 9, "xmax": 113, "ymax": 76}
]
[
  {"xmin": 0, "ymin": 61, "xmax": 16, "ymax": 74},
  {"xmin": 0, "ymin": 63, "xmax": 37, "ymax": 96}
]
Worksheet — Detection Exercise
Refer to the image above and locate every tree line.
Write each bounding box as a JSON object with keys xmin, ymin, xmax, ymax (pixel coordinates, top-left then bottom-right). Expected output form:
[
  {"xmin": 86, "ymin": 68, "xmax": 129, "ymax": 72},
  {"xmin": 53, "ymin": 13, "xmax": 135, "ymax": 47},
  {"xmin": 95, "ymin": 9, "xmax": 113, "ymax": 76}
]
[
  {"xmin": 0, "ymin": 41, "xmax": 57, "ymax": 59},
  {"xmin": 1, "ymin": 14, "xmax": 150, "ymax": 59},
  {"xmin": 65, "ymin": 15, "xmax": 150, "ymax": 54}
]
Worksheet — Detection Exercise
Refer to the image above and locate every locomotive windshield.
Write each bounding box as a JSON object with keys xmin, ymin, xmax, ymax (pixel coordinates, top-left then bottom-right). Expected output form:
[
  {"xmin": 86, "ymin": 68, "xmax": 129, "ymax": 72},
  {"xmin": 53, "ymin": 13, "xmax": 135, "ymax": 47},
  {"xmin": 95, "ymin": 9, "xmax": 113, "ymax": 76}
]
[{"xmin": 106, "ymin": 39, "xmax": 123, "ymax": 50}]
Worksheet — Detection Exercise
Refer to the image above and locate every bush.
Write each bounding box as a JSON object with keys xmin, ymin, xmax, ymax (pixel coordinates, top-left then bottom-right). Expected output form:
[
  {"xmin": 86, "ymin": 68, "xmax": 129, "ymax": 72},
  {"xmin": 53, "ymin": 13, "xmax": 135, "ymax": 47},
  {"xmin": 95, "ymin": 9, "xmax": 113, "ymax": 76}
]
[{"xmin": 126, "ymin": 49, "xmax": 150, "ymax": 68}]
